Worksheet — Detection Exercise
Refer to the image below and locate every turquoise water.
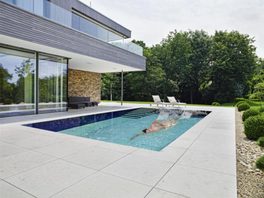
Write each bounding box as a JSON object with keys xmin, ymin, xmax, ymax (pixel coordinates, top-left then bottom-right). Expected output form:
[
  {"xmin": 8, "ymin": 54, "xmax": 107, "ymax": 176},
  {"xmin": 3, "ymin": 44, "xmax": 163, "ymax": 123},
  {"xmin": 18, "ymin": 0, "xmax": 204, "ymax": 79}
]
[{"xmin": 59, "ymin": 112, "xmax": 204, "ymax": 151}]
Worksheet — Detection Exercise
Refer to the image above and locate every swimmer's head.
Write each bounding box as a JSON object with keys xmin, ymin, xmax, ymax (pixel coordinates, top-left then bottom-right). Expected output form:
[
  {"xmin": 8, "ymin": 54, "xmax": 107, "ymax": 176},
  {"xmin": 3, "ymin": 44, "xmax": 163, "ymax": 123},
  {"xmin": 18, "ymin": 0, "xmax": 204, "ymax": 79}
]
[{"xmin": 142, "ymin": 129, "xmax": 148, "ymax": 133}]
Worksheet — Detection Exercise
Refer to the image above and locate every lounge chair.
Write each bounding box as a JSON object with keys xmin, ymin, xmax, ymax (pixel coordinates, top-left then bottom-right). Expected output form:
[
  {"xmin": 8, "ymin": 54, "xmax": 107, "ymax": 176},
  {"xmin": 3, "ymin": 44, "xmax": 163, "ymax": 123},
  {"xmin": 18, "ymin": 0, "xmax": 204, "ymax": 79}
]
[
  {"xmin": 150, "ymin": 95, "xmax": 170, "ymax": 106},
  {"xmin": 167, "ymin": 96, "xmax": 186, "ymax": 108}
]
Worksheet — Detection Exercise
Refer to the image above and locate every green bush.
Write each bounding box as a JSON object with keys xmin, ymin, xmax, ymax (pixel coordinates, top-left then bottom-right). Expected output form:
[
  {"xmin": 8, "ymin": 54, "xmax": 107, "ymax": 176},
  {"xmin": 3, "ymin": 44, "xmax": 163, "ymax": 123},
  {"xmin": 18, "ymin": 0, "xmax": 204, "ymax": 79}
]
[
  {"xmin": 212, "ymin": 102, "xmax": 220, "ymax": 106},
  {"xmin": 256, "ymin": 156, "xmax": 264, "ymax": 172},
  {"xmin": 235, "ymin": 98, "xmax": 245, "ymax": 103},
  {"xmin": 250, "ymin": 98, "xmax": 260, "ymax": 102},
  {"xmin": 259, "ymin": 107, "xmax": 264, "ymax": 113},
  {"xmin": 237, "ymin": 103, "xmax": 250, "ymax": 111},
  {"xmin": 236, "ymin": 101, "xmax": 248, "ymax": 107},
  {"xmin": 257, "ymin": 137, "xmax": 264, "ymax": 147},
  {"xmin": 244, "ymin": 116, "xmax": 264, "ymax": 140},
  {"xmin": 242, "ymin": 109, "xmax": 259, "ymax": 122},
  {"xmin": 244, "ymin": 94, "xmax": 251, "ymax": 99},
  {"xmin": 4, "ymin": 98, "xmax": 13, "ymax": 104}
]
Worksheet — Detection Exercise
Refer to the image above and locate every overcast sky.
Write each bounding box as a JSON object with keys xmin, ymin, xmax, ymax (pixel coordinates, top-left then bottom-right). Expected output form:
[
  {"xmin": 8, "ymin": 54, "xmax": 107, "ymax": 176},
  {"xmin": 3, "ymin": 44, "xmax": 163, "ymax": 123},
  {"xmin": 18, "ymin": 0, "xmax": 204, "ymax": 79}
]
[{"xmin": 80, "ymin": 0, "xmax": 264, "ymax": 58}]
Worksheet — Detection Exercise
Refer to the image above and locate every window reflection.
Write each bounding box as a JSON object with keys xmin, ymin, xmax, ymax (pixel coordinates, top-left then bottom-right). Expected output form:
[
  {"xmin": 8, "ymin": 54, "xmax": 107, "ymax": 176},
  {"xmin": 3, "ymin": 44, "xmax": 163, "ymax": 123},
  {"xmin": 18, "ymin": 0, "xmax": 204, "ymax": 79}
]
[
  {"xmin": 0, "ymin": 48, "xmax": 35, "ymax": 117},
  {"xmin": 39, "ymin": 53, "xmax": 67, "ymax": 113},
  {"xmin": 0, "ymin": 47, "xmax": 68, "ymax": 117}
]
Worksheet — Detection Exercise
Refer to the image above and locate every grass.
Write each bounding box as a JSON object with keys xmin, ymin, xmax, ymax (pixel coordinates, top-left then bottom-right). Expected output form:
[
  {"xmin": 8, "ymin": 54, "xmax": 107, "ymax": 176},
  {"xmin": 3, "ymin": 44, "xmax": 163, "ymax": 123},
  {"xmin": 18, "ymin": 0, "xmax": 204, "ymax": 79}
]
[
  {"xmin": 221, "ymin": 103, "xmax": 236, "ymax": 107},
  {"xmin": 101, "ymin": 100, "xmax": 151, "ymax": 104},
  {"xmin": 101, "ymin": 99, "xmax": 264, "ymax": 110},
  {"xmin": 102, "ymin": 100, "xmax": 227, "ymax": 107}
]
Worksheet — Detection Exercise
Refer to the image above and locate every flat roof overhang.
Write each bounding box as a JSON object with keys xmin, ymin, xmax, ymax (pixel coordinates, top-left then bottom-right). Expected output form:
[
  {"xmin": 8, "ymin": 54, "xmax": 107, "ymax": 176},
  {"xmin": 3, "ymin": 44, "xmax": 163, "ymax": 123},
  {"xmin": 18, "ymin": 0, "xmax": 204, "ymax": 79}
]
[
  {"xmin": 0, "ymin": 1, "xmax": 146, "ymax": 73},
  {"xmin": 1, "ymin": 35, "xmax": 144, "ymax": 73}
]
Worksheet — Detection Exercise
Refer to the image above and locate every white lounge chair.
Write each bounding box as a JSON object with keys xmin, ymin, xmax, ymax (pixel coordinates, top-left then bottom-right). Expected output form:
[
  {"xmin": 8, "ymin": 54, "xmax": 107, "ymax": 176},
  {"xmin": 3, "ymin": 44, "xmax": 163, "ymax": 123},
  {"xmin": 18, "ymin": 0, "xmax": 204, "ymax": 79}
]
[
  {"xmin": 167, "ymin": 96, "xmax": 186, "ymax": 108},
  {"xmin": 150, "ymin": 95, "xmax": 170, "ymax": 106}
]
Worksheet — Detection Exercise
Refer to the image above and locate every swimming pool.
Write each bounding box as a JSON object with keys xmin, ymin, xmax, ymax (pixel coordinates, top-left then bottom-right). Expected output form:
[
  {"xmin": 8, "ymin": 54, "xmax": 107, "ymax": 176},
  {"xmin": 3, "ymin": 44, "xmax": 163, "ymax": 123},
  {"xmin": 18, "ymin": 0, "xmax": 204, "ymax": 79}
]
[{"xmin": 25, "ymin": 108, "xmax": 209, "ymax": 151}]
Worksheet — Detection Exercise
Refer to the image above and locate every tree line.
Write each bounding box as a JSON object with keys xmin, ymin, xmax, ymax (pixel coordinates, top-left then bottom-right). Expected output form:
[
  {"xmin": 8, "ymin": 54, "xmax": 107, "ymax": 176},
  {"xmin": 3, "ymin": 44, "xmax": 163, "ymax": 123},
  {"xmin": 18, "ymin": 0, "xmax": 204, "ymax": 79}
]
[{"xmin": 101, "ymin": 30, "xmax": 264, "ymax": 104}]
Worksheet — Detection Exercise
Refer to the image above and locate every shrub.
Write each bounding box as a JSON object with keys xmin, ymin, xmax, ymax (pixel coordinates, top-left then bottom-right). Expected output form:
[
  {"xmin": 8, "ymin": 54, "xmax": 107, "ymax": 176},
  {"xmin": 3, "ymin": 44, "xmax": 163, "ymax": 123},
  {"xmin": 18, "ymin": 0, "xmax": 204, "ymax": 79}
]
[
  {"xmin": 242, "ymin": 109, "xmax": 259, "ymax": 122},
  {"xmin": 244, "ymin": 116, "xmax": 264, "ymax": 140},
  {"xmin": 250, "ymin": 98, "xmax": 260, "ymax": 102},
  {"xmin": 256, "ymin": 156, "xmax": 264, "ymax": 172},
  {"xmin": 259, "ymin": 107, "xmax": 264, "ymax": 113},
  {"xmin": 236, "ymin": 101, "xmax": 248, "ymax": 107},
  {"xmin": 257, "ymin": 137, "xmax": 264, "ymax": 147},
  {"xmin": 244, "ymin": 94, "xmax": 251, "ymax": 99},
  {"xmin": 235, "ymin": 98, "xmax": 245, "ymax": 103},
  {"xmin": 237, "ymin": 103, "xmax": 250, "ymax": 111},
  {"xmin": 4, "ymin": 98, "xmax": 13, "ymax": 104},
  {"xmin": 212, "ymin": 102, "xmax": 220, "ymax": 106}
]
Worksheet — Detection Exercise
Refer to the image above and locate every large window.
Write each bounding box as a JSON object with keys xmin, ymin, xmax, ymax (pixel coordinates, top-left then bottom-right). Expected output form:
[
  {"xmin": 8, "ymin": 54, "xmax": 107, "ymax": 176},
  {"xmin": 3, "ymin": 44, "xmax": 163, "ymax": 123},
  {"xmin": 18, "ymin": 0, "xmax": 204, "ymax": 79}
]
[
  {"xmin": 39, "ymin": 53, "xmax": 67, "ymax": 113},
  {"xmin": 0, "ymin": 47, "xmax": 35, "ymax": 117},
  {"xmin": 0, "ymin": 46, "xmax": 68, "ymax": 117}
]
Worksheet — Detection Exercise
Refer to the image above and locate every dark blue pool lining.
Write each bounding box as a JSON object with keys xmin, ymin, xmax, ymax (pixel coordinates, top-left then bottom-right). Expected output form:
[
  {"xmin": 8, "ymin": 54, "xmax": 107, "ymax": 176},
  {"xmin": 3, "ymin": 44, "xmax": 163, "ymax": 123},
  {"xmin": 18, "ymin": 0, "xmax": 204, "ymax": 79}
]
[
  {"xmin": 24, "ymin": 108, "xmax": 137, "ymax": 132},
  {"xmin": 24, "ymin": 108, "xmax": 211, "ymax": 132}
]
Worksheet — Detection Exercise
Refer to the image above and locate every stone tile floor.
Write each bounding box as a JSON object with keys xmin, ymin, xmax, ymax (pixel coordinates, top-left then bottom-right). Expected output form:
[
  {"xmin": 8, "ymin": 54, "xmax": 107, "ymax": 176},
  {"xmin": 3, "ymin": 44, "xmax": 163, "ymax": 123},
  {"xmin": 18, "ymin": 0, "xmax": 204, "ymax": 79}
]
[{"xmin": 0, "ymin": 103, "xmax": 237, "ymax": 198}]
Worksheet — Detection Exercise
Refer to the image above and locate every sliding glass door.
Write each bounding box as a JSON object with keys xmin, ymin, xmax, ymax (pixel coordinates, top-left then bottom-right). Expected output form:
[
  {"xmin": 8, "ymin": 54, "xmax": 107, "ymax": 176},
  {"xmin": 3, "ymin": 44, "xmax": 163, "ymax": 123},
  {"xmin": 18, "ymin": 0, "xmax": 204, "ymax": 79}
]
[
  {"xmin": 0, "ymin": 47, "xmax": 35, "ymax": 117},
  {"xmin": 0, "ymin": 46, "xmax": 68, "ymax": 117},
  {"xmin": 39, "ymin": 53, "xmax": 67, "ymax": 113}
]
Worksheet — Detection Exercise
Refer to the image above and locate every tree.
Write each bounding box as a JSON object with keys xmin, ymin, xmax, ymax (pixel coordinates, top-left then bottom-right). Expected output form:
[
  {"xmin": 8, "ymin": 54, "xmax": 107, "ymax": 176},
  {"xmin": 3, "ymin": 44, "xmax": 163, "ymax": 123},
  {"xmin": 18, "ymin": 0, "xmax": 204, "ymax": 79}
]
[
  {"xmin": 209, "ymin": 30, "xmax": 256, "ymax": 103},
  {"xmin": 101, "ymin": 73, "xmax": 121, "ymax": 100},
  {"xmin": 124, "ymin": 45, "xmax": 166, "ymax": 101},
  {"xmin": 160, "ymin": 30, "xmax": 192, "ymax": 102},
  {"xmin": 186, "ymin": 30, "xmax": 212, "ymax": 103},
  {"xmin": 0, "ymin": 63, "xmax": 13, "ymax": 103},
  {"xmin": 14, "ymin": 59, "xmax": 35, "ymax": 103}
]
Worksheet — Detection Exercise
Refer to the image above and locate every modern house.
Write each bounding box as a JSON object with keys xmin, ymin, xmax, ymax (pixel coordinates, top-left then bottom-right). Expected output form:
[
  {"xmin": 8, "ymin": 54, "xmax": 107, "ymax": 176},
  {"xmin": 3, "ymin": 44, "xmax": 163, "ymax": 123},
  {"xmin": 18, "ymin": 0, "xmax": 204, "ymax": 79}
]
[{"xmin": 0, "ymin": 0, "xmax": 146, "ymax": 117}]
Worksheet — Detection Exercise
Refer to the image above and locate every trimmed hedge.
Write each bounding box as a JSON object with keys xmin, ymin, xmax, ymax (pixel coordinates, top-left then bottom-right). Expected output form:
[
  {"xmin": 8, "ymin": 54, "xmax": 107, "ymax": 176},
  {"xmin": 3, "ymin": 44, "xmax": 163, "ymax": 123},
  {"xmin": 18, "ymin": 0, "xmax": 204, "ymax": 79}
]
[
  {"xmin": 256, "ymin": 156, "xmax": 264, "ymax": 172},
  {"xmin": 257, "ymin": 137, "xmax": 264, "ymax": 147},
  {"xmin": 236, "ymin": 101, "xmax": 248, "ymax": 107},
  {"xmin": 242, "ymin": 109, "xmax": 259, "ymax": 122},
  {"xmin": 212, "ymin": 102, "xmax": 220, "ymax": 106},
  {"xmin": 244, "ymin": 116, "xmax": 264, "ymax": 140},
  {"xmin": 235, "ymin": 98, "xmax": 245, "ymax": 103},
  {"xmin": 237, "ymin": 103, "xmax": 250, "ymax": 111},
  {"xmin": 4, "ymin": 98, "xmax": 13, "ymax": 104}
]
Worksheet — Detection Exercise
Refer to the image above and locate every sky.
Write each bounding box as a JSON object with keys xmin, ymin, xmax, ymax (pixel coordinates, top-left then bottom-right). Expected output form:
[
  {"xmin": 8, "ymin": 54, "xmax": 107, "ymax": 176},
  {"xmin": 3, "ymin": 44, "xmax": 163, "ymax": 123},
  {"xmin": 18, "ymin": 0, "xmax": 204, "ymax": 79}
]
[{"xmin": 80, "ymin": 0, "xmax": 264, "ymax": 58}]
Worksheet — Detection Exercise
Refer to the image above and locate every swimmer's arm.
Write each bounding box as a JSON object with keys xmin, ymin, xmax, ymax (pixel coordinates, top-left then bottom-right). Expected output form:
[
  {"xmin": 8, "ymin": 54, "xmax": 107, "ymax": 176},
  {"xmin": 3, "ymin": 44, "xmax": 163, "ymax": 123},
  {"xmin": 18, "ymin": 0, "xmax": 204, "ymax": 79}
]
[
  {"xmin": 130, "ymin": 134, "xmax": 141, "ymax": 141},
  {"xmin": 153, "ymin": 120, "xmax": 165, "ymax": 126}
]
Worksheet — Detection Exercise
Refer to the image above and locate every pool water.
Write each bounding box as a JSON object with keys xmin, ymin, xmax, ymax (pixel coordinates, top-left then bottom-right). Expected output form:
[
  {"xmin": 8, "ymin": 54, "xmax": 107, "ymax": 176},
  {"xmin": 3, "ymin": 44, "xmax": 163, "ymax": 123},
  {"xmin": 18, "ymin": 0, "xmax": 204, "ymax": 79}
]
[{"xmin": 59, "ymin": 110, "xmax": 204, "ymax": 151}]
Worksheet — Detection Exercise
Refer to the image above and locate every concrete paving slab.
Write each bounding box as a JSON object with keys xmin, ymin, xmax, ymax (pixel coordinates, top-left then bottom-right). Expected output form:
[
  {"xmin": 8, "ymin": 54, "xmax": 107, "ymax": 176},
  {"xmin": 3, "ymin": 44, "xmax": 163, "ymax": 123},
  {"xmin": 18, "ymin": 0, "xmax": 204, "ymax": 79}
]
[
  {"xmin": 63, "ymin": 147, "xmax": 127, "ymax": 170},
  {"xmin": 6, "ymin": 160, "xmax": 95, "ymax": 198},
  {"xmin": 102, "ymin": 154, "xmax": 173, "ymax": 186},
  {"xmin": 0, "ymin": 180, "xmax": 35, "ymax": 198},
  {"xmin": 0, "ymin": 150, "xmax": 55, "ymax": 179},
  {"xmin": 156, "ymin": 164, "xmax": 237, "ymax": 198},
  {"xmin": 177, "ymin": 150, "xmax": 236, "ymax": 175},
  {"xmin": 146, "ymin": 188, "xmax": 188, "ymax": 198},
  {"xmin": 51, "ymin": 172, "xmax": 152, "ymax": 198}
]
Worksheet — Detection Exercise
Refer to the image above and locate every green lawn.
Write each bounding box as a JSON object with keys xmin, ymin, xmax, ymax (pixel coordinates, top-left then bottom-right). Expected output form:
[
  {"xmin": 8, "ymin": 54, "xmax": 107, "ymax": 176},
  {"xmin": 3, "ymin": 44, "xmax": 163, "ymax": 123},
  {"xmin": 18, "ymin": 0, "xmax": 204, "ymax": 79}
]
[
  {"xmin": 101, "ymin": 100, "xmax": 227, "ymax": 107},
  {"xmin": 101, "ymin": 99, "xmax": 264, "ymax": 110}
]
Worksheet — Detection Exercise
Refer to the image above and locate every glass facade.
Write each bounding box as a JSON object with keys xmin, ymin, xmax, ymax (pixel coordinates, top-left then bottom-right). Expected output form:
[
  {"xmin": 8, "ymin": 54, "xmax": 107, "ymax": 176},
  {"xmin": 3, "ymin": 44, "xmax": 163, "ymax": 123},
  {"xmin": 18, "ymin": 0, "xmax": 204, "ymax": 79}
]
[
  {"xmin": 2, "ymin": 0, "xmax": 143, "ymax": 56},
  {"xmin": 0, "ymin": 46, "xmax": 68, "ymax": 117}
]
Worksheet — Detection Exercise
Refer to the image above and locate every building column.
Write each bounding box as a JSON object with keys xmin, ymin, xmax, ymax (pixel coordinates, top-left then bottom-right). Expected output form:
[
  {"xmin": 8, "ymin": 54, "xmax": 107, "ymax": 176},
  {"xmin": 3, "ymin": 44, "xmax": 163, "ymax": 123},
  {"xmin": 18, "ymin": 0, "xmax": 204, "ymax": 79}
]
[
  {"xmin": 121, "ymin": 70, "xmax": 123, "ymax": 106},
  {"xmin": 35, "ymin": 52, "xmax": 39, "ymax": 114}
]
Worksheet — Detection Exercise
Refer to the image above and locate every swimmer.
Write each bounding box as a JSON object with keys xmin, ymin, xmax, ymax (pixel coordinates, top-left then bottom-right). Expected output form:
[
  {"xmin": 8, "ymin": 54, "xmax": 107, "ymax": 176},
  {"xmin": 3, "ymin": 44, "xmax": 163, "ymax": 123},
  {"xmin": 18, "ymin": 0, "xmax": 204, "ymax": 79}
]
[{"xmin": 130, "ymin": 117, "xmax": 178, "ymax": 141}]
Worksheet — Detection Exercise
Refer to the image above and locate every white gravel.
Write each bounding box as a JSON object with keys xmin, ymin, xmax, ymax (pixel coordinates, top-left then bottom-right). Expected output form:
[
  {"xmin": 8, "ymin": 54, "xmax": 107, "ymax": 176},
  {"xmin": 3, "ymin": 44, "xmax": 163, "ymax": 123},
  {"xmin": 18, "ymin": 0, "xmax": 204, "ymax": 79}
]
[{"xmin": 236, "ymin": 110, "xmax": 264, "ymax": 198}]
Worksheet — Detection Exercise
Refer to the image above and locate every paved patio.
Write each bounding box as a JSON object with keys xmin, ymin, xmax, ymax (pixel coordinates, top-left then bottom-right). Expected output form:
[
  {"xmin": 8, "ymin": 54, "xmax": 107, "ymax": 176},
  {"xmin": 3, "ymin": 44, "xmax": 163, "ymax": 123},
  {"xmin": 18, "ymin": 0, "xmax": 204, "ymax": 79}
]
[{"xmin": 0, "ymin": 103, "xmax": 237, "ymax": 198}]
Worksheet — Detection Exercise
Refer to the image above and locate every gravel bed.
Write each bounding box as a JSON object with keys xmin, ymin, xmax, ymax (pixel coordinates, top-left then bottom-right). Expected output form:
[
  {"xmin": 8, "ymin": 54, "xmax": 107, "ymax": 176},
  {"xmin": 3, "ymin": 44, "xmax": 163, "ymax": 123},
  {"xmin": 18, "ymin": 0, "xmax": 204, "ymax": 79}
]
[{"xmin": 236, "ymin": 110, "xmax": 264, "ymax": 198}]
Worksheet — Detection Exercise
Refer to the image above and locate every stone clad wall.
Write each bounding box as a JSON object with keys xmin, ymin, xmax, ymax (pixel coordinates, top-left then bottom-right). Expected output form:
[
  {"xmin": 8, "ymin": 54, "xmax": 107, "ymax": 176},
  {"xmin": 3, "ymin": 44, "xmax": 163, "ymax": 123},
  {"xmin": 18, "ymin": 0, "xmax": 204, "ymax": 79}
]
[{"xmin": 68, "ymin": 69, "xmax": 101, "ymax": 102}]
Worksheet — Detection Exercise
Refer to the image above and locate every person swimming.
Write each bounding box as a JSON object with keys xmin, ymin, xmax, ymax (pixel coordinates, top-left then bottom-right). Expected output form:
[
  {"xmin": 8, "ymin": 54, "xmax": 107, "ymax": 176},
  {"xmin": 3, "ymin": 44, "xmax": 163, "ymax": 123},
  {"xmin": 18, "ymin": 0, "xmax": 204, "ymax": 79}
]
[{"xmin": 130, "ymin": 117, "xmax": 178, "ymax": 140}]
